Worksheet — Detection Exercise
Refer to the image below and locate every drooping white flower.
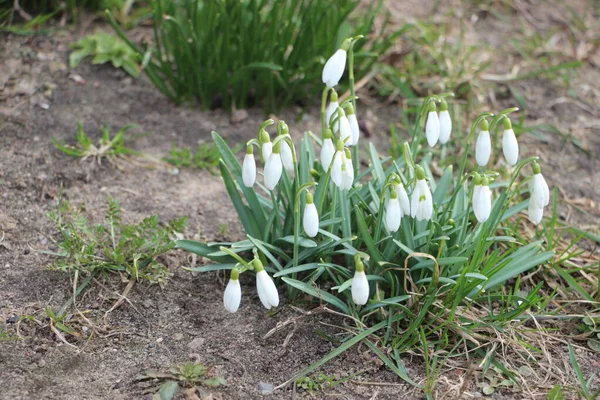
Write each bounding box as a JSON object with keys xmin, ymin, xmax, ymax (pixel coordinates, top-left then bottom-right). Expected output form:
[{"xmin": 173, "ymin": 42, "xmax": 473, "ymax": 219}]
[
  {"xmin": 337, "ymin": 109, "xmax": 352, "ymax": 145},
  {"xmin": 395, "ymin": 183, "xmax": 411, "ymax": 216},
  {"xmin": 351, "ymin": 259, "xmax": 369, "ymax": 306},
  {"xmin": 255, "ymin": 261, "xmax": 279, "ymax": 310},
  {"xmin": 264, "ymin": 149, "xmax": 283, "ymax": 191},
  {"xmin": 330, "ymin": 140, "xmax": 346, "ymax": 188},
  {"xmin": 475, "ymin": 120, "xmax": 491, "ymax": 167},
  {"xmin": 528, "ymin": 162, "xmax": 550, "ymax": 224},
  {"xmin": 325, "ymin": 90, "xmax": 339, "ymax": 128},
  {"xmin": 320, "ymin": 129, "xmax": 335, "ymax": 171},
  {"xmin": 502, "ymin": 118, "xmax": 519, "ymax": 166},
  {"xmin": 425, "ymin": 102, "xmax": 440, "ymax": 147},
  {"xmin": 280, "ymin": 140, "xmax": 294, "ymax": 172},
  {"xmin": 472, "ymin": 175, "xmax": 492, "ymax": 223},
  {"xmin": 242, "ymin": 146, "xmax": 256, "ymax": 188},
  {"xmin": 341, "ymin": 148, "xmax": 354, "ymax": 190},
  {"xmin": 259, "ymin": 128, "xmax": 272, "ymax": 162},
  {"xmin": 322, "ymin": 42, "xmax": 349, "ymax": 88},
  {"xmin": 410, "ymin": 166, "xmax": 433, "ymax": 221},
  {"xmin": 346, "ymin": 105, "xmax": 360, "ymax": 146},
  {"xmin": 385, "ymin": 189, "xmax": 402, "ymax": 232},
  {"xmin": 303, "ymin": 192, "xmax": 319, "ymax": 238},
  {"xmin": 223, "ymin": 269, "xmax": 241, "ymax": 313},
  {"xmin": 438, "ymin": 100, "xmax": 452, "ymax": 144}
]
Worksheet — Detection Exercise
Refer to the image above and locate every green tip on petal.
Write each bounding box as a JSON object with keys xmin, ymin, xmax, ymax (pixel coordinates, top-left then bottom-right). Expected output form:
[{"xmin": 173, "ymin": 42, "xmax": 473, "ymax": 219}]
[
  {"xmin": 335, "ymin": 139, "xmax": 345, "ymax": 152},
  {"xmin": 230, "ymin": 268, "xmax": 240, "ymax": 280},
  {"xmin": 355, "ymin": 258, "xmax": 365, "ymax": 273},
  {"xmin": 306, "ymin": 192, "xmax": 314, "ymax": 204},
  {"xmin": 428, "ymin": 101, "xmax": 437, "ymax": 112},
  {"xmin": 503, "ymin": 117, "xmax": 512, "ymax": 130},
  {"xmin": 278, "ymin": 120, "xmax": 289, "ymax": 135},
  {"xmin": 473, "ymin": 172, "xmax": 482, "ymax": 185},
  {"xmin": 253, "ymin": 257, "xmax": 264, "ymax": 272},
  {"xmin": 330, "ymin": 90, "xmax": 338, "ymax": 102},
  {"xmin": 345, "ymin": 148, "xmax": 351, "ymax": 158},
  {"xmin": 341, "ymin": 38, "xmax": 352, "ymax": 51},
  {"xmin": 346, "ymin": 104, "xmax": 355, "ymax": 115},
  {"xmin": 246, "ymin": 145, "xmax": 254, "ymax": 155},
  {"xmin": 273, "ymin": 140, "xmax": 281, "ymax": 153},
  {"xmin": 324, "ymin": 128, "xmax": 333, "ymax": 140},
  {"xmin": 415, "ymin": 165, "xmax": 426, "ymax": 180},
  {"xmin": 440, "ymin": 99, "xmax": 448, "ymax": 111},
  {"xmin": 481, "ymin": 119, "xmax": 489, "ymax": 131},
  {"xmin": 482, "ymin": 175, "xmax": 490, "ymax": 186},
  {"xmin": 390, "ymin": 188, "xmax": 398, "ymax": 199},
  {"xmin": 259, "ymin": 129, "xmax": 270, "ymax": 144},
  {"xmin": 532, "ymin": 161, "xmax": 541, "ymax": 175}
]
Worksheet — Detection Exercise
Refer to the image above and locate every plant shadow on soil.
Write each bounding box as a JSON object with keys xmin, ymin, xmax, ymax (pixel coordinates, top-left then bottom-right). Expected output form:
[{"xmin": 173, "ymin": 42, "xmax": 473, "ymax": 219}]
[{"xmin": 2, "ymin": 1, "xmax": 600, "ymax": 398}]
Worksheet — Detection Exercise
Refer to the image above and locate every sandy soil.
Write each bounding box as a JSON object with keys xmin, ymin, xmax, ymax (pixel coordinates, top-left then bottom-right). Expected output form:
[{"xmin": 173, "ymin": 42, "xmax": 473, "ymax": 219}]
[{"xmin": 1, "ymin": 1, "xmax": 600, "ymax": 399}]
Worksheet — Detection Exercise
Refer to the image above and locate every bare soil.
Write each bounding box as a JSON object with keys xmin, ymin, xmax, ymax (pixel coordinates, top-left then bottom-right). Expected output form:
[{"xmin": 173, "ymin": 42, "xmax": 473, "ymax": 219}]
[{"xmin": 1, "ymin": 1, "xmax": 600, "ymax": 399}]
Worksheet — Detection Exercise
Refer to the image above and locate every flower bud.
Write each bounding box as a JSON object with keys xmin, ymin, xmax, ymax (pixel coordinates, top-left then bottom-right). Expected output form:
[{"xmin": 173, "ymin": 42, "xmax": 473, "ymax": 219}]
[
  {"xmin": 438, "ymin": 100, "xmax": 452, "ymax": 144},
  {"xmin": 302, "ymin": 192, "xmax": 319, "ymax": 238},
  {"xmin": 242, "ymin": 145, "xmax": 256, "ymax": 188},
  {"xmin": 322, "ymin": 41, "xmax": 350, "ymax": 88},
  {"xmin": 351, "ymin": 259, "xmax": 369, "ymax": 305},
  {"xmin": 223, "ymin": 268, "xmax": 241, "ymax": 313},
  {"xmin": 425, "ymin": 102, "xmax": 440, "ymax": 147},
  {"xmin": 475, "ymin": 119, "xmax": 491, "ymax": 167}
]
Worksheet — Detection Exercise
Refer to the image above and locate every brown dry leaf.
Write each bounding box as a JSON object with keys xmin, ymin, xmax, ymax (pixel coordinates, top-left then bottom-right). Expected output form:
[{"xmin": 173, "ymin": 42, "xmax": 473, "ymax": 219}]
[{"xmin": 185, "ymin": 387, "xmax": 201, "ymax": 400}]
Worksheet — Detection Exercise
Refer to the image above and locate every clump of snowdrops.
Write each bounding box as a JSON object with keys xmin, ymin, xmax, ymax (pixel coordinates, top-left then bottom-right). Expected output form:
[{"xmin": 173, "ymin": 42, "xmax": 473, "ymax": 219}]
[{"xmin": 178, "ymin": 36, "xmax": 554, "ymax": 380}]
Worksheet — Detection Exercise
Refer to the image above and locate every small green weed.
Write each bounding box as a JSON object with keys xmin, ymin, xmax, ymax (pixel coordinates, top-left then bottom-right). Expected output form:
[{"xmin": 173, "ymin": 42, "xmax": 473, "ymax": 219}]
[
  {"xmin": 47, "ymin": 195, "xmax": 187, "ymax": 286},
  {"xmin": 581, "ymin": 316, "xmax": 600, "ymax": 353},
  {"xmin": 70, "ymin": 32, "xmax": 141, "ymax": 77},
  {"xmin": 163, "ymin": 142, "xmax": 222, "ymax": 172},
  {"xmin": 136, "ymin": 361, "xmax": 226, "ymax": 400}
]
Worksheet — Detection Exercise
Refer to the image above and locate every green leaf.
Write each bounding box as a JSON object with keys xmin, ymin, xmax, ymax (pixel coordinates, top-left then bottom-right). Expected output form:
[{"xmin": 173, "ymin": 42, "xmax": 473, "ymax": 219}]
[
  {"xmin": 277, "ymin": 235, "xmax": 317, "ymax": 248},
  {"xmin": 201, "ymin": 377, "xmax": 227, "ymax": 387},
  {"xmin": 282, "ymin": 277, "xmax": 350, "ymax": 314},
  {"xmin": 158, "ymin": 380, "xmax": 179, "ymax": 400},
  {"xmin": 175, "ymin": 240, "xmax": 235, "ymax": 263},
  {"xmin": 547, "ymin": 385, "xmax": 565, "ymax": 400},
  {"xmin": 588, "ymin": 339, "xmax": 600, "ymax": 353}
]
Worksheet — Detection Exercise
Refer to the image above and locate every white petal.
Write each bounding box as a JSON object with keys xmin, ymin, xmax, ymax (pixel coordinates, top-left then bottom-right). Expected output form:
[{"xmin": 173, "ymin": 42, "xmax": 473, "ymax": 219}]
[
  {"xmin": 438, "ymin": 110, "xmax": 452, "ymax": 144},
  {"xmin": 347, "ymin": 113, "xmax": 359, "ymax": 146},
  {"xmin": 261, "ymin": 142, "xmax": 272, "ymax": 162},
  {"xmin": 528, "ymin": 200, "xmax": 544, "ymax": 224},
  {"xmin": 303, "ymin": 203, "xmax": 319, "ymax": 238},
  {"xmin": 351, "ymin": 271, "xmax": 369, "ymax": 305},
  {"xmin": 502, "ymin": 129, "xmax": 519, "ymax": 166},
  {"xmin": 425, "ymin": 111, "xmax": 440, "ymax": 147},
  {"xmin": 475, "ymin": 130, "xmax": 491, "ymax": 167},
  {"xmin": 331, "ymin": 152, "xmax": 344, "ymax": 188},
  {"xmin": 397, "ymin": 184, "xmax": 410, "ymax": 216},
  {"xmin": 242, "ymin": 154, "xmax": 256, "ymax": 188},
  {"xmin": 385, "ymin": 197, "xmax": 401, "ymax": 232},
  {"xmin": 410, "ymin": 183, "xmax": 421, "ymax": 219},
  {"xmin": 537, "ymin": 174, "xmax": 550, "ymax": 206},
  {"xmin": 264, "ymin": 153, "xmax": 283, "ymax": 190},
  {"xmin": 342, "ymin": 157, "xmax": 354, "ymax": 190},
  {"xmin": 339, "ymin": 115, "xmax": 352, "ymax": 145},
  {"xmin": 472, "ymin": 185, "xmax": 482, "ymax": 221},
  {"xmin": 414, "ymin": 179, "xmax": 433, "ymax": 221},
  {"xmin": 320, "ymin": 138, "xmax": 335, "ymax": 171},
  {"xmin": 326, "ymin": 101, "xmax": 339, "ymax": 127},
  {"xmin": 478, "ymin": 186, "xmax": 492, "ymax": 222},
  {"xmin": 322, "ymin": 49, "xmax": 347, "ymax": 88},
  {"xmin": 223, "ymin": 279, "xmax": 241, "ymax": 313},
  {"xmin": 280, "ymin": 140, "xmax": 294, "ymax": 172},
  {"xmin": 256, "ymin": 270, "xmax": 279, "ymax": 309}
]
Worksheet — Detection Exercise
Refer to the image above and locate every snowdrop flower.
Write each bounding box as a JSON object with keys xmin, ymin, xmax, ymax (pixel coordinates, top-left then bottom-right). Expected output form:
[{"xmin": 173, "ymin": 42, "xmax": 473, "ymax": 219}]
[
  {"xmin": 385, "ymin": 188, "xmax": 402, "ymax": 232},
  {"xmin": 528, "ymin": 161, "xmax": 550, "ymax": 224},
  {"xmin": 475, "ymin": 119, "xmax": 491, "ymax": 167},
  {"xmin": 331, "ymin": 140, "xmax": 345, "ymax": 188},
  {"xmin": 502, "ymin": 117, "xmax": 519, "ymax": 166},
  {"xmin": 259, "ymin": 128, "xmax": 272, "ymax": 162},
  {"xmin": 325, "ymin": 90, "xmax": 339, "ymax": 128},
  {"xmin": 341, "ymin": 148, "xmax": 354, "ymax": 190},
  {"xmin": 242, "ymin": 145, "xmax": 256, "ymax": 188},
  {"xmin": 264, "ymin": 142, "xmax": 283, "ymax": 190},
  {"xmin": 322, "ymin": 40, "xmax": 350, "ymax": 88},
  {"xmin": 254, "ymin": 258, "xmax": 279, "ymax": 309},
  {"xmin": 336, "ymin": 109, "xmax": 352, "ymax": 145},
  {"xmin": 351, "ymin": 258, "xmax": 369, "ymax": 306},
  {"xmin": 320, "ymin": 129, "xmax": 335, "ymax": 171},
  {"xmin": 395, "ymin": 182, "xmax": 411, "ymax": 216},
  {"xmin": 223, "ymin": 268, "xmax": 242, "ymax": 313},
  {"xmin": 280, "ymin": 140, "xmax": 294, "ymax": 172},
  {"xmin": 302, "ymin": 192, "xmax": 319, "ymax": 238},
  {"xmin": 438, "ymin": 99, "xmax": 452, "ymax": 144},
  {"xmin": 472, "ymin": 174, "xmax": 492, "ymax": 223},
  {"xmin": 346, "ymin": 104, "xmax": 360, "ymax": 146},
  {"xmin": 425, "ymin": 101, "xmax": 440, "ymax": 147},
  {"xmin": 410, "ymin": 166, "xmax": 433, "ymax": 221}
]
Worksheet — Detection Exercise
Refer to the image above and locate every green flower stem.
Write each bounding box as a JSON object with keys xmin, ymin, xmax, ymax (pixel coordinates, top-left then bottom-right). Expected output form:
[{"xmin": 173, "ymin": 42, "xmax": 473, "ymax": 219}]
[{"xmin": 321, "ymin": 86, "xmax": 330, "ymax": 136}]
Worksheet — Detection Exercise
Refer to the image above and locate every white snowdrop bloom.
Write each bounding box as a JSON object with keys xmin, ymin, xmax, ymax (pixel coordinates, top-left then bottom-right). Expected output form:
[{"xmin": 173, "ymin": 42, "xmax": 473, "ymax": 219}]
[
  {"xmin": 280, "ymin": 140, "xmax": 294, "ymax": 172},
  {"xmin": 473, "ymin": 176, "xmax": 492, "ymax": 223},
  {"xmin": 341, "ymin": 149, "xmax": 354, "ymax": 190},
  {"xmin": 330, "ymin": 140, "xmax": 345, "ymax": 188},
  {"xmin": 337, "ymin": 110, "xmax": 352, "ymax": 145},
  {"xmin": 254, "ymin": 259, "xmax": 279, "ymax": 310},
  {"xmin": 385, "ymin": 189, "xmax": 402, "ymax": 232},
  {"xmin": 395, "ymin": 183, "xmax": 411, "ymax": 216},
  {"xmin": 425, "ymin": 102, "xmax": 440, "ymax": 147},
  {"xmin": 346, "ymin": 105, "xmax": 360, "ymax": 146},
  {"xmin": 302, "ymin": 192, "xmax": 319, "ymax": 238},
  {"xmin": 475, "ymin": 120, "xmax": 491, "ymax": 167},
  {"xmin": 351, "ymin": 270, "xmax": 369, "ymax": 306},
  {"xmin": 242, "ymin": 147, "xmax": 256, "ymax": 188},
  {"xmin": 264, "ymin": 149, "xmax": 283, "ymax": 191},
  {"xmin": 223, "ymin": 269, "xmax": 242, "ymax": 313},
  {"xmin": 410, "ymin": 167, "xmax": 433, "ymax": 221},
  {"xmin": 322, "ymin": 43, "xmax": 349, "ymax": 88},
  {"xmin": 261, "ymin": 141, "xmax": 272, "ymax": 162},
  {"xmin": 438, "ymin": 100, "xmax": 452, "ymax": 144},
  {"xmin": 502, "ymin": 118, "xmax": 519, "ymax": 166},
  {"xmin": 325, "ymin": 90, "xmax": 339, "ymax": 128},
  {"xmin": 528, "ymin": 162, "xmax": 550, "ymax": 224},
  {"xmin": 528, "ymin": 197, "xmax": 544, "ymax": 225},
  {"xmin": 320, "ymin": 130, "xmax": 335, "ymax": 171}
]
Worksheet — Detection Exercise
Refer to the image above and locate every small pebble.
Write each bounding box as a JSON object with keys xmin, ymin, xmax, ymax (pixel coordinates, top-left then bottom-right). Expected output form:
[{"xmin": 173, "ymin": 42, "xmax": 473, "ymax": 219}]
[{"xmin": 257, "ymin": 382, "xmax": 274, "ymax": 395}]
